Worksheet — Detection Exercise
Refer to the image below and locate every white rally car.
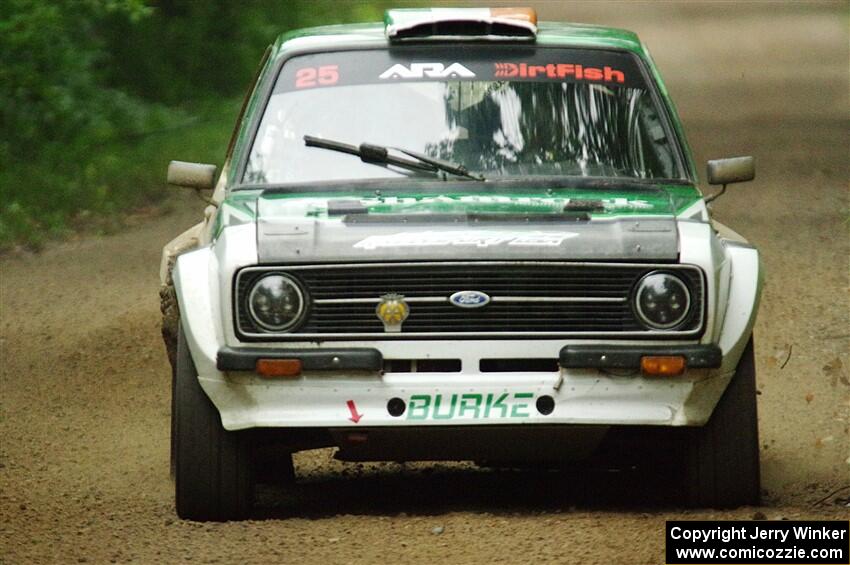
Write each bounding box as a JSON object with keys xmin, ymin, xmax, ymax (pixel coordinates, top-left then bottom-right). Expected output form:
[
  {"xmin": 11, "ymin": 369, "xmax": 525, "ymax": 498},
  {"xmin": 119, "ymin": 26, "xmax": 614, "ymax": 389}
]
[{"xmin": 161, "ymin": 8, "xmax": 762, "ymax": 520}]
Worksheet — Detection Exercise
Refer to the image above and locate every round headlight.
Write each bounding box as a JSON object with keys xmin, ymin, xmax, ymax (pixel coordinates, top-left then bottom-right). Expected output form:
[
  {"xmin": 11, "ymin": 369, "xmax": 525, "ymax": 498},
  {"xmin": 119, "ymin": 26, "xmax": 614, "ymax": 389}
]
[
  {"xmin": 247, "ymin": 274, "xmax": 305, "ymax": 331},
  {"xmin": 634, "ymin": 272, "xmax": 691, "ymax": 330}
]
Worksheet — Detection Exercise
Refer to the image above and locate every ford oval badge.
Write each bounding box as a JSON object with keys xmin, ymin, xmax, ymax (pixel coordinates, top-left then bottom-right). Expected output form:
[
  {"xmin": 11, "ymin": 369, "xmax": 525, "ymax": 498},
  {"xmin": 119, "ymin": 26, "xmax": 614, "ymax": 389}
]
[{"xmin": 449, "ymin": 290, "xmax": 491, "ymax": 309}]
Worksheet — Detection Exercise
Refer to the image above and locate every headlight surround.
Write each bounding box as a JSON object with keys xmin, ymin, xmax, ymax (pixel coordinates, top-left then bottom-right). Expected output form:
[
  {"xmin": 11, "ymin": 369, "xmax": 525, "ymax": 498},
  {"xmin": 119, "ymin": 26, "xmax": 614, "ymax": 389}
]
[
  {"xmin": 634, "ymin": 271, "xmax": 692, "ymax": 330},
  {"xmin": 247, "ymin": 274, "xmax": 305, "ymax": 331}
]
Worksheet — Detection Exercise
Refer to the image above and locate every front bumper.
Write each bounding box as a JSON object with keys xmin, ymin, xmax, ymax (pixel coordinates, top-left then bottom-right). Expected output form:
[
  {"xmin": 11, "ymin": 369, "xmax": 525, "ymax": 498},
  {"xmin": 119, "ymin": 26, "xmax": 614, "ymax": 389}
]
[
  {"xmin": 216, "ymin": 344, "xmax": 722, "ymax": 372},
  {"xmin": 201, "ymin": 342, "xmax": 732, "ymax": 430}
]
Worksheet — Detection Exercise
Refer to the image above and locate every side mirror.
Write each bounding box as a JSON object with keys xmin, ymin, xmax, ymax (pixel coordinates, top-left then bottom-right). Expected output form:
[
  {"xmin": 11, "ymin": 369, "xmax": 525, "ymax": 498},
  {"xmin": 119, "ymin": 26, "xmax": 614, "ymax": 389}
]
[
  {"xmin": 704, "ymin": 156, "xmax": 754, "ymax": 203},
  {"xmin": 167, "ymin": 161, "xmax": 217, "ymax": 190},
  {"xmin": 706, "ymin": 156, "xmax": 755, "ymax": 186}
]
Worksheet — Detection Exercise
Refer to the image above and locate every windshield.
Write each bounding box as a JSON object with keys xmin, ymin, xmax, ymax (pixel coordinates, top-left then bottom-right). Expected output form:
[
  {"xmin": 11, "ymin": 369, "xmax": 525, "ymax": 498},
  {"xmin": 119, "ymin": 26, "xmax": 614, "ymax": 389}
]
[{"xmin": 243, "ymin": 47, "xmax": 684, "ymax": 185}]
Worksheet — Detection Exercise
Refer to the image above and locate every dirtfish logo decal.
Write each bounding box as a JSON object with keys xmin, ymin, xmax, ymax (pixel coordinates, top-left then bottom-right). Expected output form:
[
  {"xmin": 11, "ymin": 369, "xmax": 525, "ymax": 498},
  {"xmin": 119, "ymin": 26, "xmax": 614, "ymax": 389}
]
[
  {"xmin": 354, "ymin": 230, "xmax": 578, "ymax": 250},
  {"xmin": 407, "ymin": 393, "xmax": 535, "ymax": 420},
  {"xmin": 494, "ymin": 62, "xmax": 625, "ymax": 83},
  {"xmin": 379, "ymin": 62, "xmax": 476, "ymax": 80}
]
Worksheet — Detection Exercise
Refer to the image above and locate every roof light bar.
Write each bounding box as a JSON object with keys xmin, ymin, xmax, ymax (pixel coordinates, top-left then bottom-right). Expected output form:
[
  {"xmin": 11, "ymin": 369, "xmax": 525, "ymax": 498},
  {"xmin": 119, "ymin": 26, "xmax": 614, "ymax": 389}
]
[{"xmin": 385, "ymin": 7, "xmax": 538, "ymax": 42}]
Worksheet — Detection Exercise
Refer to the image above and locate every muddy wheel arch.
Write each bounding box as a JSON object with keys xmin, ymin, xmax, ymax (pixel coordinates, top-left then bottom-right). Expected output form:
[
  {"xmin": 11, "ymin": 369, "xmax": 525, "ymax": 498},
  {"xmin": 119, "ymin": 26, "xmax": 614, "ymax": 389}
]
[{"xmin": 159, "ymin": 218, "xmax": 208, "ymax": 372}]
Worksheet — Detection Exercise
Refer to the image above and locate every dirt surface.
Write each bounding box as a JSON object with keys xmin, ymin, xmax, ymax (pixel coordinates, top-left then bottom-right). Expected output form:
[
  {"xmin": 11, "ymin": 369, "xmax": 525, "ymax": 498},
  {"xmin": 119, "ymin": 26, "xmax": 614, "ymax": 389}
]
[{"xmin": 2, "ymin": 2, "xmax": 848, "ymax": 564}]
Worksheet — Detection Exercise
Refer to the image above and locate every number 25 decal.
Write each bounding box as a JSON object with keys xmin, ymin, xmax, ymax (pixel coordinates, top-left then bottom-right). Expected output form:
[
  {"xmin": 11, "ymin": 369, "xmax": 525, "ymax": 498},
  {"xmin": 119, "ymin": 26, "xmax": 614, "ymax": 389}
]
[{"xmin": 295, "ymin": 65, "xmax": 339, "ymax": 88}]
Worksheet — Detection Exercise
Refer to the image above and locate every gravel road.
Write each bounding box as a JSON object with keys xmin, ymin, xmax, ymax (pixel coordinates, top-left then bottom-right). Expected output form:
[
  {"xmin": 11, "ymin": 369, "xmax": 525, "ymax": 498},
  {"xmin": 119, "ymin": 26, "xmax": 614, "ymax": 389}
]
[{"xmin": 1, "ymin": 2, "xmax": 848, "ymax": 564}]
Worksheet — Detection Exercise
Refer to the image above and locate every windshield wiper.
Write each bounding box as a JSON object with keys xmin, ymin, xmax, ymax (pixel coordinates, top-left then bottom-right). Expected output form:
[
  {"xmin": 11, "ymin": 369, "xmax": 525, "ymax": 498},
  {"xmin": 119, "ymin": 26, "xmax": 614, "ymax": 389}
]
[{"xmin": 304, "ymin": 135, "xmax": 484, "ymax": 181}]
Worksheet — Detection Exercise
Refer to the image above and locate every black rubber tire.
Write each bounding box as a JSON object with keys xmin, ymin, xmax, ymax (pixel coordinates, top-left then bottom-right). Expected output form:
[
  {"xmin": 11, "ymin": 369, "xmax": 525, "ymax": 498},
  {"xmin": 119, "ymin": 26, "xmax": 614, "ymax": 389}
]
[
  {"xmin": 173, "ymin": 323, "xmax": 253, "ymax": 521},
  {"xmin": 170, "ymin": 363, "xmax": 176, "ymax": 480},
  {"xmin": 685, "ymin": 338, "xmax": 760, "ymax": 508}
]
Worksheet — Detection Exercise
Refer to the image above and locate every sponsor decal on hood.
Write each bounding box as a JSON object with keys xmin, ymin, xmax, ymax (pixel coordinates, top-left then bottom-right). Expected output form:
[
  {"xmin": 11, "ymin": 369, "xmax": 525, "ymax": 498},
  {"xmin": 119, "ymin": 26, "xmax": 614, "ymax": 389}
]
[
  {"xmin": 353, "ymin": 230, "xmax": 578, "ymax": 250},
  {"xmin": 251, "ymin": 192, "xmax": 681, "ymax": 263},
  {"xmin": 251, "ymin": 191, "xmax": 674, "ymax": 220},
  {"xmin": 214, "ymin": 184, "xmax": 703, "ymax": 236}
]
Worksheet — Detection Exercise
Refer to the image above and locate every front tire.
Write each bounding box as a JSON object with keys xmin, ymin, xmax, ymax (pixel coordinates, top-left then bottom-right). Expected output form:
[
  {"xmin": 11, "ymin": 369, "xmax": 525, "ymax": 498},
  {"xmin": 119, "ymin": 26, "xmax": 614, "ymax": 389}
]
[
  {"xmin": 174, "ymin": 323, "xmax": 253, "ymax": 521},
  {"xmin": 685, "ymin": 338, "xmax": 760, "ymax": 508}
]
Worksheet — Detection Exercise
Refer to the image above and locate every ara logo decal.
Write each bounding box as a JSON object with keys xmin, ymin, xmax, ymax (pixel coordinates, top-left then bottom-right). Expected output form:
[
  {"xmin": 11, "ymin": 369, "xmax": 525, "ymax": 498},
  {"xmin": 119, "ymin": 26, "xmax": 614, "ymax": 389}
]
[
  {"xmin": 379, "ymin": 62, "xmax": 476, "ymax": 80},
  {"xmin": 449, "ymin": 290, "xmax": 490, "ymax": 309},
  {"xmin": 407, "ymin": 393, "xmax": 535, "ymax": 420}
]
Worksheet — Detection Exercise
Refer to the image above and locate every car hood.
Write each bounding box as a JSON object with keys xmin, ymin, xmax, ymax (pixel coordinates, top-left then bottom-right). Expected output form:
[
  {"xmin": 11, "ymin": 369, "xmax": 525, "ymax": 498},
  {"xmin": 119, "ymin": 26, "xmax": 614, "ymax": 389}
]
[{"xmin": 220, "ymin": 187, "xmax": 699, "ymax": 263}]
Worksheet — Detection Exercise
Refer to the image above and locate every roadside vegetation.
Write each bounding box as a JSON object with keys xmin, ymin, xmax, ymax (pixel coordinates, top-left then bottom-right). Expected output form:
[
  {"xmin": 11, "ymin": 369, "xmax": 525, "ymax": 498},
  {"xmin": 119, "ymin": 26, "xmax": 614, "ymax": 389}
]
[{"xmin": 0, "ymin": 0, "xmax": 391, "ymax": 250}]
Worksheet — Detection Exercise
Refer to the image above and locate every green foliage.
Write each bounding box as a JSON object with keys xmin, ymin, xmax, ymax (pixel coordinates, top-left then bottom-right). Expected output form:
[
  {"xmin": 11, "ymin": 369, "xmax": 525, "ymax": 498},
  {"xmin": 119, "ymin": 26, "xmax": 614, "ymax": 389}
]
[
  {"xmin": 0, "ymin": 99, "xmax": 239, "ymax": 249},
  {"xmin": 100, "ymin": 0, "xmax": 390, "ymax": 104},
  {"xmin": 0, "ymin": 0, "xmax": 154, "ymax": 163},
  {"xmin": 0, "ymin": 0, "xmax": 392, "ymax": 249}
]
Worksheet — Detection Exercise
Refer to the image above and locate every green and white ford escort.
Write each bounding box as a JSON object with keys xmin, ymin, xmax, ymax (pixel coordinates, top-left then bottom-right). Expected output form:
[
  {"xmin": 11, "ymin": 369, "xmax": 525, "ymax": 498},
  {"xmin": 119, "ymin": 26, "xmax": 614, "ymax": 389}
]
[{"xmin": 160, "ymin": 7, "xmax": 762, "ymax": 520}]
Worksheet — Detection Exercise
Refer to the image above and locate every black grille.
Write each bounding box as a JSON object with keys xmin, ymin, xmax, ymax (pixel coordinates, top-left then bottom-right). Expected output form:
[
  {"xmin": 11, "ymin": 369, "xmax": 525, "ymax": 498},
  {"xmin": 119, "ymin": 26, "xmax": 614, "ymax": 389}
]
[{"xmin": 235, "ymin": 262, "xmax": 705, "ymax": 340}]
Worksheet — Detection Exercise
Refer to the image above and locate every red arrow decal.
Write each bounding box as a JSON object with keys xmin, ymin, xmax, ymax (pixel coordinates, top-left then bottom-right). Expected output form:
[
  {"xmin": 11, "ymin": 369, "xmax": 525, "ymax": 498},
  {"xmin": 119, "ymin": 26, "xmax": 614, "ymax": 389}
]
[{"xmin": 346, "ymin": 400, "xmax": 363, "ymax": 423}]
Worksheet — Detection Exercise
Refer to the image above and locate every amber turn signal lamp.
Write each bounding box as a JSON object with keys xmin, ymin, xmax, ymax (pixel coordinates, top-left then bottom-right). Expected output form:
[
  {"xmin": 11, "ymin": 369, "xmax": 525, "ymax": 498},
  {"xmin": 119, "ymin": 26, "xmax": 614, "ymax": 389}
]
[
  {"xmin": 256, "ymin": 358, "xmax": 302, "ymax": 378},
  {"xmin": 641, "ymin": 355, "xmax": 686, "ymax": 376}
]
